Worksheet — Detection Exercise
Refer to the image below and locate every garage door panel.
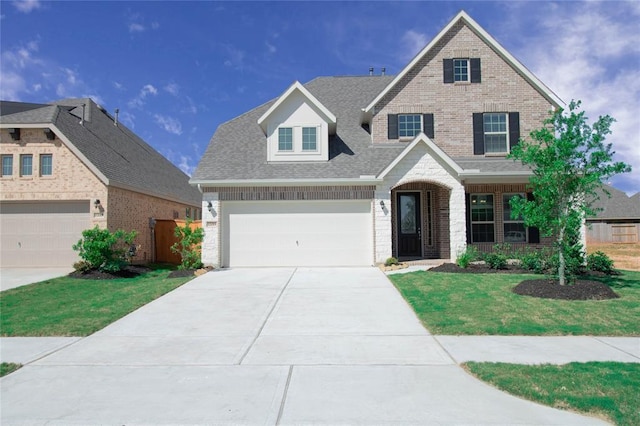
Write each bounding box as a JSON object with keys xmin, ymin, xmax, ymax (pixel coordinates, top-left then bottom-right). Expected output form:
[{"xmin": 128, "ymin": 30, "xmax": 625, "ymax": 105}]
[
  {"xmin": 0, "ymin": 201, "xmax": 90, "ymax": 267},
  {"xmin": 224, "ymin": 201, "xmax": 373, "ymax": 267}
]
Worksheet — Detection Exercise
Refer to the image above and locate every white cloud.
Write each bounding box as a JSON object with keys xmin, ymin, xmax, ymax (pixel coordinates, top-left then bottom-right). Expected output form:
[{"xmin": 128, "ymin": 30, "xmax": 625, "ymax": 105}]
[
  {"xmin": 154, "ymin": 114, "xmax": 183, "ymax": 135},
  {"xmin": 113, "ymin": 81, "xmax": 124, "ymax": 90},
  {"xmin": 128, "ymin": 84, "xmax": 158, "ymax": 108},
  {"xmin": 265, "ymin": 41, "xmax": 277, "ymax": 54},
  {"xmin": 164, "ymin": 83, "xmax": 179, "ymax": 96},
  {"xmin": 119, "ymin": 111, "xmax": 136, "ymax": 129},
  {"xmin": 12, "ymin": 0, "xmax": 41, "ymax": 13},
  {"xmin": 129, "ymin": 23, "xmax": 145, "ymax": 33},
  {"xmin": 400, "ymin": 30, "xmax": 428, "ymax": 62},
  {"xmin": 511, "ymin": 2, "xmax": 640, "ymax": 194}
]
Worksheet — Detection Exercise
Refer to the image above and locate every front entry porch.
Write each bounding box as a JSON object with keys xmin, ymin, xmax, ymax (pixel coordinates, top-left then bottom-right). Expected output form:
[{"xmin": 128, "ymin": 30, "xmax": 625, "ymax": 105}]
[{"xmin": 391, "ymin": 181, "xmax": 451, "ymax": 260}]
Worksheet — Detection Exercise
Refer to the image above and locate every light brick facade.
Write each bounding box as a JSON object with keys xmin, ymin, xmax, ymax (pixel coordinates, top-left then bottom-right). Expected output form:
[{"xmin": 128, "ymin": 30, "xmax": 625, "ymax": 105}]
[{"xmin": 0, "ymin": 127, "xmax": 198, "ymax": 263}]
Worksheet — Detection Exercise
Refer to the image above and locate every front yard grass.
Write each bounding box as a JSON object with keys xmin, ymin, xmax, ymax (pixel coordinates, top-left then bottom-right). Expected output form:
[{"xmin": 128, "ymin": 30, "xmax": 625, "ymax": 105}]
[
  {"xmin": 0, "ymin": 363, "xmax": 22, "ymax": 377},
  {"xmin": 465, "ymin": 362, "xmax": 640, "ymax": 426},
  {"xmin": 0, "ymin": 266, "xmax": 194, "ymax": 336},
  {"xmin": 388, "ymin": 270, "xmax": 640, "ymax": 335}
]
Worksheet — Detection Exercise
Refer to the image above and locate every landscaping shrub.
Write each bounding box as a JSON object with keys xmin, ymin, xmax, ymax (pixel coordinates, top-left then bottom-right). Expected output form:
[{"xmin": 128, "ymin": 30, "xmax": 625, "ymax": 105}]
[
  {"xmin": 456, "ymin": 246, "xmax": 479, "ymax": 268},
  {"xmin": 483, "ymin": 244, "xmax": 510, "ymax": 270},
  {"xmin": 171, "ymin": 219, "xmax": 204, "ymax": 270},
  {"xmin": 587, "ymin": 251, "xmax": 615, "ymax": 274},
  {"xmin": 72, "ymin": 227, "xmax": 137, "ymax": 273},
  {"xmin": 385, "ymin": 257, "xmax": 399, "ymax": 267},
  {"xmin": 518, "ymin": 248, "xmax": 552, "ymax": 273}
]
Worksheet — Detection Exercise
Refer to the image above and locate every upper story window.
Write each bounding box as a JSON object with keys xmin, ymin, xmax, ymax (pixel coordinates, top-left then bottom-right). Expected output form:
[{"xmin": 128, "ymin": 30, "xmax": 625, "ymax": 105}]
[
  {"xmin": 444, "ymin": 58, "xmax": 481, "ymax": 83},
  {"xmin": 473, "ymin": 112, "xmax": 520, "ymax": 155},
  {"xmin": 453, "ymin": 59, "xmax": 469, "ymax": 82},
  {"xmin": 470, "ymin": 194, "xmax": 495, "ymax": 243},
  {"xmin": 20, "ymin": 154, "xmax": 32, "ymax": 177},
  {"xmin": 503, "ymin": 193, "xmax": 527, "ymax": 243},
  {"xmin": 40, "ymin": 154, "xmax": 53, "ymax": 176},
  {"xmin": 483, "ymin": 113, "xmax": 508, "ymax": 153},
  {"xmin": 1, "ymin": 155, "xmax": 12, "ymax": 177},
  {"xmin": 398, "ymin": 114, "xmax": 422, "ymax": 138},
  {"xmin": 302, "ymin": 127, "xmax": 317, "ymax": 151},
  {"xmin": 278, "ymin": 127, "xmax": 293, "ymax": 151}
]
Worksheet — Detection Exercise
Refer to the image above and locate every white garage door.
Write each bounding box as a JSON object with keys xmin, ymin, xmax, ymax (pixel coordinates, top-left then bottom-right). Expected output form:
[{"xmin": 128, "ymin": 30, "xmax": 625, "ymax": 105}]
[
  {"xmin": 223, "ymin": 200, "xmax": 373, "ymax": 267},
  {"xmin": 0, "ymin": 201, "xmax": 91, "ymax": 267}
]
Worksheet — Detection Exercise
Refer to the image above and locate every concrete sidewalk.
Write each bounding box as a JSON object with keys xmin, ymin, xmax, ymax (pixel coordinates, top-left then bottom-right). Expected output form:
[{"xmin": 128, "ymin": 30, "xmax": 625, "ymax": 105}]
[
  {"xmin": 1, "ymin": 267, "xmax": 614, "ymax": 425},
  {"xmin": 0, "ymin": 268, "xmax": 74, "ymax": 291}
]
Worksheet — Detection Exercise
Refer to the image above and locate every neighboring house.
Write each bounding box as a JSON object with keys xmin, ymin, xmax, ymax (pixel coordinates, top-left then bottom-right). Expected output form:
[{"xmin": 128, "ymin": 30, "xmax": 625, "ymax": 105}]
[
  {"xmin": 191, "ymin": 10, "xmax": 563, "ymax": 267},
  {"xmin": 0, "ymin": 98, "xmax": 201, "ymax": 267},
  {"xmin": 586, "ymin": 186, "xmax": 640, "ymax": 244}
]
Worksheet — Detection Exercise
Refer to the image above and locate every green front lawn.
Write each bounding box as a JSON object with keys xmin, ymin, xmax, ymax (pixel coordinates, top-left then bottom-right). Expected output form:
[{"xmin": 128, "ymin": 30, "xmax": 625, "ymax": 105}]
[
  {"xmin": 465, "ymin": 362, "xmax": 640, "ymax": 426},
  {"xmin": 389, "ymin": 270, "xmax": 640, "ymax": 335},
  {"xmin": 0, "ymin": 363, "xmax": 22, "ymax": 377},
  {"xmin": 0, "ymin": 266, "xmax": 194, "ymax": 336}
]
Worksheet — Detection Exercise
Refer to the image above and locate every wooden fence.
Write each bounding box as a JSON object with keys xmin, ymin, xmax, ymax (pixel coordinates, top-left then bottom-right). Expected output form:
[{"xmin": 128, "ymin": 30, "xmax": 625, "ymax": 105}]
[
  {"xmin": 154, "ymin": 219, "xmax": 202, "ymax": 264},
  {"xmin": 586, "ymin": 222, "xmax": 639, "ymax": 244}
]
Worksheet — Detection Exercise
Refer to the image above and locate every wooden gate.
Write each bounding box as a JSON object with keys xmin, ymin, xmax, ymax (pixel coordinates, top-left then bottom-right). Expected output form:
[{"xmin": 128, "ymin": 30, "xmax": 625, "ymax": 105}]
[{"xmin": 154, "ymin": 219, "xmax": 202, "ymax": 264}]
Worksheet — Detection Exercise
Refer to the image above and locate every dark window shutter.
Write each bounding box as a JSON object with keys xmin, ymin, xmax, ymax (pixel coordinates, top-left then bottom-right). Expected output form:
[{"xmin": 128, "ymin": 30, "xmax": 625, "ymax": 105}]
[
  {"xmin": 443, "ymin": 59, "xmax": 454, "ymax": 83},
  {"xmin": 388, "ymin": 114, "xmax": 398, "ymax": 139},
  {"xmin": 423, "ymin": 114, "xmax": 434, "ymax": 139},
  {"xmin": 470, "ymin": 58, "xmax": 481, "ymax": 83},
  {"xmin": 473, "ymin": 113, "xmax": 484, "ymax": 155},
  {"xmin": 465, "ymin": 193, "xmax": 472, "ymax": 243},
  {"xmin": 509, "ymin": 112, "xmax": 520, "ymax": 149},
  {"xmin": 526, "ymin": 192, "xmax": 540, "ymax": 243}
]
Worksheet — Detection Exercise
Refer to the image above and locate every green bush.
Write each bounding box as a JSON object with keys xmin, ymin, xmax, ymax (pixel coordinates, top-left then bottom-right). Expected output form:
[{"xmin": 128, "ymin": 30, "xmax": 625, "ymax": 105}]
[
  {"xmin": 587, "ymin": 251, "xmax": 615, "ymax": 274},
  {"xmin": 456, "ymin": 246, "xmax": 479, "ymax": 268},
  {"xmin": 483, "ymin": 244, "xmax": 511, "ymax": 270},
  {"xmin": 72, "ymin": 227, "xmax": 137, "ymax": 273},
  {"xmin": 171, "ymin": 220, "xmax": 204, "ymax": 270},
  {"xmin": 385, "ymin": 257, "xmax": 399, "ymax": 267},
  {"xmin": 518, "ymin": 248, "xmax": 552, "ymax": 274}
]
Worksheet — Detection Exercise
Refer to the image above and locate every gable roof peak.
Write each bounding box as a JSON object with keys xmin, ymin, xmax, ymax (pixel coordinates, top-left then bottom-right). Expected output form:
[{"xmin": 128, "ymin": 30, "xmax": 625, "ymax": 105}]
[{"xmin": 364, "ymin": 9, "xmax": 563, "ymax": 115}]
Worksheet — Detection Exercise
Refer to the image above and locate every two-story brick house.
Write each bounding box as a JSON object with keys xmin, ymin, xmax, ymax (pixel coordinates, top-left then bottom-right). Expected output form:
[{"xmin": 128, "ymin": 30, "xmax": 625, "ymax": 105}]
[
  {"xmin": 191, "ymin": 10, "xmax": 562, "ymax": 267},
  {"xmin": 0, "ymin": 98, "xmax": 201, "ymax": 267}
]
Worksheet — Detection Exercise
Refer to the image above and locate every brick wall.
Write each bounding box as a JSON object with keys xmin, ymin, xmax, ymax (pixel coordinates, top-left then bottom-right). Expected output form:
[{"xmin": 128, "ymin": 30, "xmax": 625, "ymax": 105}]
[{"xmin": 371, "ymin": 21, "xmax": 554, "ymax": 156}]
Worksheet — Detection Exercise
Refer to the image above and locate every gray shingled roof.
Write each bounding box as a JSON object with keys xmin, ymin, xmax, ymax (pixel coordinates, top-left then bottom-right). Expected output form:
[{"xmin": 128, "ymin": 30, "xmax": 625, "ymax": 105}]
[
  {"xmin": 0, "ymin": 99, "xmax": 200, "ymax": 206},
  {"xmin": 192, "ymin": 76, "xmax": 406, "ymax": 181},
  {"xmin": 588, "ymin": 185, "xmax": 640, "ymax": 220},
  {"xmin": 192, "ymin": 76, "xmax": 536, "ymax": 182}
]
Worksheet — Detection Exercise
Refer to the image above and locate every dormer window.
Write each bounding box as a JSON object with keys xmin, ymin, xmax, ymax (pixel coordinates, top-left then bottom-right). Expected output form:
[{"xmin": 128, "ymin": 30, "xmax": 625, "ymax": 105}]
[
  {"xmin": 278, "ymin": 127, "xmax": 293, "ymax": 151},
  {"xmin": 302, "ymin": 127, "xmax": 317, "ymax": 151}
]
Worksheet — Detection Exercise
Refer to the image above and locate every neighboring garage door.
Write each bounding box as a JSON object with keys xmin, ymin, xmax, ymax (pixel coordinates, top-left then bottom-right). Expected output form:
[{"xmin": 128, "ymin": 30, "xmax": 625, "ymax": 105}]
[
  {"xmin": 223, "ymin": 200, "xmax": 373, "ymax": 267},
  {"xmin": 0, "ymin": 201, "xmax": 90, "ymax": 267}
]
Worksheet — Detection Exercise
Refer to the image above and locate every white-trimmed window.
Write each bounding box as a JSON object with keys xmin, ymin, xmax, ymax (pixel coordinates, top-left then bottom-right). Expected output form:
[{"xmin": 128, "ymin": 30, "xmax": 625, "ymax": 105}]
[
  {"xmin": 278, "ymin": 127, "xmax": 293, "ymax": 151},
  {"xmin": 302, "ymin": 127, "xmax": 317, "ymax": 151},
  {"xmin": 20, "ymin": 154, "xmax": 32, "ymax": 177},
  {"xmin": 1, "ymin": 155, "xmax": 12, "ymax": 177},
  {"xmin": 483, "ymin": 113, "xmax": 508, "ymax": 153},
  {"xmin": 503, "ymin": 193, "xmax": 527, "ymax": 243},
  {"xmin": 398, "ymin": 114, "xmax": 422, "ymax": 138},
  {"xmin": 453, "ymin": 59, "xmax": 469, "ymax": 82},
  {"xmin": 40, "ymin": 154, "xmax": 53, "ymax": 176},
  {"xmin": 470, "ymin": 194, "xmax": 495, "ymax": 243}
]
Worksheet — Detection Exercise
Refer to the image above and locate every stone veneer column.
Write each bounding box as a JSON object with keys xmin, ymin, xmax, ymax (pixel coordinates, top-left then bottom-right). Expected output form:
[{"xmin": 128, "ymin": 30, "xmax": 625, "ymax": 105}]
[
  {"xmin": 374, "ymin": 187, "xmax": 392, "ymax": 263},
  {"xmin": 448, "ymin": 184, "xmax": 467, "ymax": 259},
  {"xmin": 202, "ymin": 192, "xmax": 219, "ymax": 267}
]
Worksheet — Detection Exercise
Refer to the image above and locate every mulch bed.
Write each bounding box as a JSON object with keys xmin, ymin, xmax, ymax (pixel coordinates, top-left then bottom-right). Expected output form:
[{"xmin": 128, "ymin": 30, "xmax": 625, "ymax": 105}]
[
  {"xmin": 429, "ymin": 262, "xmax": 619, "ymax": 300},
  {"xmin": 69, "ymin": 265, "xmax": 151, "ymax": 280}
]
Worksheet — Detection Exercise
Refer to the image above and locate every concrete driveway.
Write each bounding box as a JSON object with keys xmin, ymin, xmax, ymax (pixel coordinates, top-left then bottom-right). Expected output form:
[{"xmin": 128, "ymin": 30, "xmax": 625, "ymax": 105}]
[
  {"xmin": 0, "ymin": 267, "xmax": 74, "ymax": 291},
  {"xmin": 0, "ymin": 267, "xmax": 606, "ymax": 425}
]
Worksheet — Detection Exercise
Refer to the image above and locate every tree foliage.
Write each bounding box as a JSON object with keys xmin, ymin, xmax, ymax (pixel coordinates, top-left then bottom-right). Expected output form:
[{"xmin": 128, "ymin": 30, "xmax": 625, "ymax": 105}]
[
  {"xmin": 508, "ymin": 100, "xmax": 630, "ymax": 285},
  {"xmin": 171, "ymin": 219, "xmax": 204, "ymax": 270},
  {"xmin": 72, "ymin": 226, "xmax": 137, "ymax": 273}
]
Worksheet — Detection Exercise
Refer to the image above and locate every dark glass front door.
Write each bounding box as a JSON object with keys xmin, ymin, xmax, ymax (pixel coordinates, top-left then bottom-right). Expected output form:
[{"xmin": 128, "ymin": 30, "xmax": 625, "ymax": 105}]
[{"xmin": 397, "ymin": 192, "xmax": 422, "ymax": 257}]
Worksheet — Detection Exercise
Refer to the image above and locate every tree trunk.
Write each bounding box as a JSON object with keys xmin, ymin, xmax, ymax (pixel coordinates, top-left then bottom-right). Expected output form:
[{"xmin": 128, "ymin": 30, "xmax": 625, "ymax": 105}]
[{"xmin": 558, "ymin": 224, "xmax": 566, "ymax": 286}]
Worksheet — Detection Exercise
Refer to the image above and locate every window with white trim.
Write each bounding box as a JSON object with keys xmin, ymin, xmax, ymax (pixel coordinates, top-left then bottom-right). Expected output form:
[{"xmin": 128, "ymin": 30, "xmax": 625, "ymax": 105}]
[
  {"xmin": 470, "ymin": 194, "xmax": 495, "ymax": 243},
  {"xmin": 302, "ymin": 127, "xmax": 317, "ymax": 151},
  {"xmin": 40, "ymin": 154, "xmax": 53, "ymax": 176},
  {"xmin": 1, "ymin": 155, "xmax": 12, "ymax": 177},
  {"xmin": 278, "ymin": 127, "xmax": 293, "ymax": 151},
  {"xmin": 483, "ymin": 113, "xmax": 508, "ymax": 153},
  {"xmin": 398, "ymin": 114, "xmax": 422, "ymax": 138},
  {"xmin": 503, "ymin": 193, "xmax": 527, "ymax": 243},
  {"xmin": 453, "ymin": 59, "xmax": 469, "ymax": 82},
  {"xmin": 20, "ymin": 154, "xmax": 32, "ymax": 177}
]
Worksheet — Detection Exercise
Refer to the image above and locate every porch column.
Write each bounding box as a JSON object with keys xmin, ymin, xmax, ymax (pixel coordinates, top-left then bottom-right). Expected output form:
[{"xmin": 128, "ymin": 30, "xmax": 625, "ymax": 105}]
[
  {"xmin": 449, "ymin": 183, "xmax": 467, "ymax": 259},
  {"xmin": 374, "ymin": 186, "xmax": 392, "ymax": 263},
  {"xmin": 202, "ymin": 192, "xmax": 220, "ymax": 267}
]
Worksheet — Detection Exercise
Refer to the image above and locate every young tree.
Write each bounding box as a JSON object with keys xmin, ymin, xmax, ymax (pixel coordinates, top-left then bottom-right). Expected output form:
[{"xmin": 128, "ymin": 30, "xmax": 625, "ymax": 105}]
[
  {"xmin": 508, "ymin": 100, "xmax": 631, "ymax": 285},
  {"xmin": 171, "ymin": 219, "xmax": 205, "ymax": 270}
]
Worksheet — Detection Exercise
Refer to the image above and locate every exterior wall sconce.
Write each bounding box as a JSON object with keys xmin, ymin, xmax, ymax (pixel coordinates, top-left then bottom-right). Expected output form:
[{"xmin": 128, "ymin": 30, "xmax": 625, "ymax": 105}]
[
  {"xmin": 44, "ymin": 128, "xmax": 56, "ymax": 140},
  {"xmin": 8, "ymin": 128, "xmax": 20, "ymax": 141},
  {"xmin": 207, "ymin": 201, "xmax": 213, "ymax": 211},
  {"xmin": 379, "ymin": 200, "xmax": 385, "ymax": 208},
  {"xmin": 94, "ymin": 199, "xmax": 101, "ymax": 209}
]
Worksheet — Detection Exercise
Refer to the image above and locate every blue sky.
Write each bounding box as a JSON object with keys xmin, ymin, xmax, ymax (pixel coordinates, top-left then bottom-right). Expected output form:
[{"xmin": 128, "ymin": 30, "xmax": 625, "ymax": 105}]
[{"xmin": 1, "ymin": 0, "xmax": 638, "ymax": 194}]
